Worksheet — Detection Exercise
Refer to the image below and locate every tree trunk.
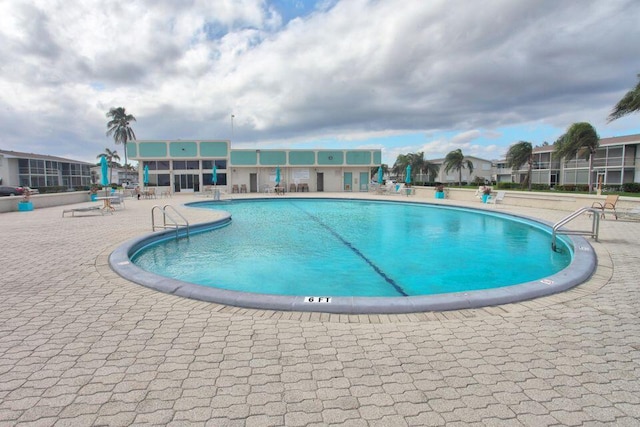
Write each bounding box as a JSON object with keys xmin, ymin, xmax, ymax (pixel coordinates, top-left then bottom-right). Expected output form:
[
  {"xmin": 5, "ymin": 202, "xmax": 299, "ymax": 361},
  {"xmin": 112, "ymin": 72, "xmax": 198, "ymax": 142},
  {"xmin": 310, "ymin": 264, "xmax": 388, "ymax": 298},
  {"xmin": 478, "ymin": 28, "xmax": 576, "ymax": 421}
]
[
  {"xmin": 588, "ymin": 153, "xmax": 594, "ymax": 193},
  {"xmin": 123, "ymin": 142, "xmax": 128, "ymax": 170}
]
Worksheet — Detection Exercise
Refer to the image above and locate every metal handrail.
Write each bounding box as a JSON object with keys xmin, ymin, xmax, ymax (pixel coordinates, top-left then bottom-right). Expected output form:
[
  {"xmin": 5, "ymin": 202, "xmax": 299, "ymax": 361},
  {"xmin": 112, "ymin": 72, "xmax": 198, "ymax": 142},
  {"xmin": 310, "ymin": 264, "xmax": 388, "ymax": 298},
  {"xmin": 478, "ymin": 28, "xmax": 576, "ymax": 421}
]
[
  {"xmin": 151, "ymin": 205, "xmax": 190, "ymax": 238},
  {"xmin": 551, "ymin": 207, "xmax": 600, "ymax": 251}
]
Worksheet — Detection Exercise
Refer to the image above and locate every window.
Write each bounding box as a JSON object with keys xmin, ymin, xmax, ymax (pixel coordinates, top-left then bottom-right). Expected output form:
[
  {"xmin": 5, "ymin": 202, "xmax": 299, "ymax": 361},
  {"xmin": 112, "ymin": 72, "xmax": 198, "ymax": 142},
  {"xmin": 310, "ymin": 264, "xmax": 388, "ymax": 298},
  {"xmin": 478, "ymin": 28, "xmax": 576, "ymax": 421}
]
[
  {"xmin": 144, "ymin": 161, "xmax": 169, "ymax": 171},
  {"xmin": 30, "ymin": 159, "xmax": 45, "ymax": 174},
  {"xmin": 203, "ymin": 173, "xmax": 227, "ymax": 185},
  {"xmin": 157, "ymin": 174, "xmax": 170, "ymax": 186},
  {"xmin": 19, "ymin": 159, "xmax": 30, "ymax": 174},
  {"xmin": 173, "ymin": 161, "xmax": 186, "ymax": 170},
  {"xmin": 203, "ymin": 160, "xmax": 227, "ymax": 169}
]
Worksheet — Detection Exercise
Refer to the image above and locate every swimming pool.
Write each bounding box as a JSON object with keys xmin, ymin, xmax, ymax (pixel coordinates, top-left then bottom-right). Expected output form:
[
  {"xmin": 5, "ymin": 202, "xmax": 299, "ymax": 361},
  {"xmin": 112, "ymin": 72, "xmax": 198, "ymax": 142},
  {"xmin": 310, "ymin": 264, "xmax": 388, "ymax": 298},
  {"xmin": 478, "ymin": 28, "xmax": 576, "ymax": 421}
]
[{"xmin": 110, "ymin": 198, "xmax": 596, "ymax": 313}]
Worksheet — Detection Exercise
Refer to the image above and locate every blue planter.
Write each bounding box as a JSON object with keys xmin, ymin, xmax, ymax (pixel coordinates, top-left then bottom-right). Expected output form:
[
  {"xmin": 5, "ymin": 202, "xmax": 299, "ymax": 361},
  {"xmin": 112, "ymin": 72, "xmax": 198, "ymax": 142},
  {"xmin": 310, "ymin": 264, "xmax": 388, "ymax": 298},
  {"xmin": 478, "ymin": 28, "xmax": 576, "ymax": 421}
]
[
  {"xmin": 435, "ymin": 192, "xmax": 445, "ymax": 199},
  {"xmin": 482, "ymin": 194, "xmax": 489, "ymax": 203},
  {"xmin": 90, "ymin": 194, "xmax": 98, "ymax": 201},
  {"xmin": 18, "ymin": 201, "xmax": 34, "ymax": 211}
]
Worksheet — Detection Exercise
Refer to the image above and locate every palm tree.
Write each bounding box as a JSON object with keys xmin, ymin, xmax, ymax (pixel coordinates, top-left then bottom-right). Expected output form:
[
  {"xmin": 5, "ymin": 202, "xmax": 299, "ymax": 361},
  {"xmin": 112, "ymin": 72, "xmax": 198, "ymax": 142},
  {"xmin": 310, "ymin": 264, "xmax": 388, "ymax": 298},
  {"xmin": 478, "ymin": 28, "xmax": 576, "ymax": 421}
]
[
  {"xmin": 407, "ymin": 152, "xmax": 440, "ymax": 183},
  {"xmin": 371, "ymin": 164, "xmax": 389, "ymax": 179},
  {"xmin": 443, "ymin": 149, "xmax": 474, "ymax": 186},
  {"xmin": 106, "ymin": 107, "xmax": 136, "ymax": 169},
  {"xmin": 505, "ymin": 141, "xmax": 533, "ymax": 190},
  {"xmin": 97, "ymin": 148, "xmax": 121, "ymax": 185},
  {"xmin": 554, "ymin": 122, "xmax": 599, "ymax": 192},
  {"xmin": 607, "ymin": 73, "xmax": 640, "ymax": 122},
  {"xmin": 392, "ymin": 154, "xmax": 410, "ymax": 181}
]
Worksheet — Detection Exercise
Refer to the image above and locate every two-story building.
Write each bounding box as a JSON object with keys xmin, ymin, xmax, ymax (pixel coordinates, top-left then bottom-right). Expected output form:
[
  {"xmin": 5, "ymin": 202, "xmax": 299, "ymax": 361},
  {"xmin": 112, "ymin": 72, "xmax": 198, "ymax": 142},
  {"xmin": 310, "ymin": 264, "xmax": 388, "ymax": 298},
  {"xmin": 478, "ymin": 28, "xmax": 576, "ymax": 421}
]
[
  {"xmin": 127, "ymin": 140, "xmax": 382, "ymax": 193},
  {"xmin": 429, "ymin": 155, "xmax": 494, "ymax": 184},
  {"xmin": 0, "ymin": 149, "xmax": 93, "ymax": 188},
  {"xmin": 502, "ymin": 134, "xmax": 640, "ymax": 188}
]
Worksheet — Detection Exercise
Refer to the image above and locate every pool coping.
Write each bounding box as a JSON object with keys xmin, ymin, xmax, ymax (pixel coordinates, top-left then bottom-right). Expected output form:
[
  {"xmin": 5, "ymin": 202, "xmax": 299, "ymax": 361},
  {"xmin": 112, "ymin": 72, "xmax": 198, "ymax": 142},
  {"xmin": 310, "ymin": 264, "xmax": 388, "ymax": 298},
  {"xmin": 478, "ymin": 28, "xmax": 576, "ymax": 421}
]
[{"xmin": 109, "ymin": 198, "xmax": 598, "ymax": 314}]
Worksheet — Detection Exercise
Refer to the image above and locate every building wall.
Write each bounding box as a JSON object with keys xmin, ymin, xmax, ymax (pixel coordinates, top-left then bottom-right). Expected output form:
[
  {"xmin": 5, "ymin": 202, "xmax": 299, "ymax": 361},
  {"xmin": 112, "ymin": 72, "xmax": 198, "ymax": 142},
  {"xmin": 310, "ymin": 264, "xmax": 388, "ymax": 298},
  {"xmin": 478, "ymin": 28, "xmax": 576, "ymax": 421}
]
[
  {"xmin": 433, "ymin": 157, "xmax": 493, "ymax": 184},
  {"xmin": 129, "ymin": 141, "xmax": 380, "ymax": 193},
  {"xmin": 0, "ymin": 151, "xmax": 93, "ymax": 188},
  {"xmin": 507, "ymin": 136, "xmax": 640, "ymax": 188}
]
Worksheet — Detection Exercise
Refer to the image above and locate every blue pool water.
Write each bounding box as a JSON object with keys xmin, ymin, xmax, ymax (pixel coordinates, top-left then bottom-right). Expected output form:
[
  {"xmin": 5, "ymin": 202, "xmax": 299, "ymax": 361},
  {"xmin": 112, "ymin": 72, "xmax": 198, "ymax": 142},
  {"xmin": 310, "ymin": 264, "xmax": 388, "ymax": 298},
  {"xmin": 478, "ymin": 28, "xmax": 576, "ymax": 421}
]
[{"xmin": 131, "ymin": 199, "xmax": 572, "ymax": 297}]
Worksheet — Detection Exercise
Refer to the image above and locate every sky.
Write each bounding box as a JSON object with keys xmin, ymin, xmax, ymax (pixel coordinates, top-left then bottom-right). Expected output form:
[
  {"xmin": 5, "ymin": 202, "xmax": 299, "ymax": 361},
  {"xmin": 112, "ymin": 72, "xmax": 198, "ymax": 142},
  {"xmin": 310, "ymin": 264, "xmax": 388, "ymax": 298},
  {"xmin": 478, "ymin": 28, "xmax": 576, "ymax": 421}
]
[{"xmin": 1, "ymin": 0, "xmax": 639, "ymax": 166}]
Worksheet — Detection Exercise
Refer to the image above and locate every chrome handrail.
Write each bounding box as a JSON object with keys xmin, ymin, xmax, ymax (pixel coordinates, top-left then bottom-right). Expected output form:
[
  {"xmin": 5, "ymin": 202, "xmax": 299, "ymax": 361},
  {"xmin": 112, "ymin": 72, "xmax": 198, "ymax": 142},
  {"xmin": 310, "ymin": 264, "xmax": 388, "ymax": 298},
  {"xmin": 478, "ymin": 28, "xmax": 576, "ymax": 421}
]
[
  {"xmin": 151, "ymin": 205, "xmax": 190, "ymax": 238},
  {"xmin": 551, "ymin": 207, "xmax": 600, "ymax": 251}
]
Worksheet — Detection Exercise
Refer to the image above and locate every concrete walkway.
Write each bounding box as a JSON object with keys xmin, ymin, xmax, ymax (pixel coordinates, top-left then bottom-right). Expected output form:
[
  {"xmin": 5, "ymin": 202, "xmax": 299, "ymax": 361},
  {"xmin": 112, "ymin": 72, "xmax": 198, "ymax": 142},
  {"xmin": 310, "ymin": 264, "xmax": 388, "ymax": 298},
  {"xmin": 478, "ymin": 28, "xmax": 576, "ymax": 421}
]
[{"xmin": 1, "ymin": 193, "xmax": 639, "ymax": 426}]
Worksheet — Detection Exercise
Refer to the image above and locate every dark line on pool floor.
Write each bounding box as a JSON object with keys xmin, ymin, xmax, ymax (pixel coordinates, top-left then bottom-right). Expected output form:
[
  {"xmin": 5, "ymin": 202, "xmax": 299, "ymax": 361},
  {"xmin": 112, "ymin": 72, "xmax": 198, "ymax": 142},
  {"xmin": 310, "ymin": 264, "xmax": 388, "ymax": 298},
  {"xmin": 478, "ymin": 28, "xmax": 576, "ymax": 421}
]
[{"xmin": 292, "ymin": 203, "xmax": 408, "ymax": 297}]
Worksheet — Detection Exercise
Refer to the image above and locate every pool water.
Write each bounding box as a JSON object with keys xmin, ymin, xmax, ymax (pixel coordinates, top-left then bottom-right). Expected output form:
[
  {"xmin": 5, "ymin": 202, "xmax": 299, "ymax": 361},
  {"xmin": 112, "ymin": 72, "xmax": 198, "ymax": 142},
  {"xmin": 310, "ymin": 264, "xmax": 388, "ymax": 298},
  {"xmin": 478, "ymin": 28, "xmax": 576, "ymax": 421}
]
[{"xmin": 131, "ymin": 199, "xmax": 572, "ymax": 297}]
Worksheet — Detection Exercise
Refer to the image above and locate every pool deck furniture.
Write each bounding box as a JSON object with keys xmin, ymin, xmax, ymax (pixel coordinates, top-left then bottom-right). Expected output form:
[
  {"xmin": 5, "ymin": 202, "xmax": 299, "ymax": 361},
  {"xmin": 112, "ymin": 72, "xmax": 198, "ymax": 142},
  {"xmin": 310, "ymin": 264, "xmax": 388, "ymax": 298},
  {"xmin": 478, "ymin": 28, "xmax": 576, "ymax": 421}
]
[
  {"xmin": 62, "ymin": 205, "xmax": 108, "ymax": 217},
  {"xmin": 95, "ymin": 196, "xmax": 120, "ymax": 212},
  {"xmin": 591, "ymin": 194, "xmax": 619, "ymax": 219},
  {"xmin": 486, "ymin": 190, "xmax": 506, "ymax": 205},
  {"xmin": 400, "ymin": 187, "xmax": 414, "ymax": 196},
  {"xmin": 109, "ymin": 194, "xmax": 126, "ymax": 210}
]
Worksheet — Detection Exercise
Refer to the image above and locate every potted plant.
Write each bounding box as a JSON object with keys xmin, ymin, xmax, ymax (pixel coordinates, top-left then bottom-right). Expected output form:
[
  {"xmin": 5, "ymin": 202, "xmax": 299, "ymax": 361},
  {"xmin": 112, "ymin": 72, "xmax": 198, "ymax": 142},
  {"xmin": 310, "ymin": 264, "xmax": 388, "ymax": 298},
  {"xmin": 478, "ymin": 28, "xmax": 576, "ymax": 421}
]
[
  {"xmin": 18, "ymin": 188, "xmax": 34, "ymax": 211},
  {"xmin": 89, "ymin": 185, "xmax": 100, "ymax": 201},
  {"xmin": 435, "ymin": 184, "xmax": 445, "ymax": 199}
]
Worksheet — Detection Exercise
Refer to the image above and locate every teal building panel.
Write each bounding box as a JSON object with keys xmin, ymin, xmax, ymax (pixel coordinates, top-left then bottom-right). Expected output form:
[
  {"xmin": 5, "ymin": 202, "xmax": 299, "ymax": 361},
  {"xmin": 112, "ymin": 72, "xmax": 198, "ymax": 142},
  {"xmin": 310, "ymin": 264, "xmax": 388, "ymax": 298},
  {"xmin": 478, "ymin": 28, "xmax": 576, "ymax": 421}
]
[
  {"xmin": 346, "ymin": 151, "xmax": 372, "ymax": 165},
  {"xmin": 138, "ymin": 142, "xmax": 168, "ymax": 158},
  {"xmin": 260, "ymin": 151, "xmax": 287, "ymax": 165},
  {"xmin": 127, "ymin": 143, "xmax": 137, "ymax": 159},
  {"xmin": 373, "ymin": 150, "xmax": 382, "ymax": 164},
  {"xmin": 200, "ymin": 141, "xmax": 228, "ymax": 157},
  {"xmin": 230, "ymin": 151, "xmax": 258, "ymax": 165},
  {"xmin": 317, "ymin": 151, "xmax": 344, "ymax": 165},
  {"xmin": 289, "ymin": 151, "xmax": 316, "ymax": 165},
  {"xmin": 169, "ymin": 141, "xmax": 198, "ymax": 157}
]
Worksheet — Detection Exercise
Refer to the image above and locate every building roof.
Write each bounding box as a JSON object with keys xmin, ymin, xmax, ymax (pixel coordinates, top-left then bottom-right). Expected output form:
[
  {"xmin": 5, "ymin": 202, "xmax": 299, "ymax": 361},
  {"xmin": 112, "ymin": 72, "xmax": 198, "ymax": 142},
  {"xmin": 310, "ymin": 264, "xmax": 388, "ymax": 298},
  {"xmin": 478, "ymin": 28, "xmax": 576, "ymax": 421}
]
[{"xmin": 0, "ymin": 149, "xmax": 94, "ymax": 165}]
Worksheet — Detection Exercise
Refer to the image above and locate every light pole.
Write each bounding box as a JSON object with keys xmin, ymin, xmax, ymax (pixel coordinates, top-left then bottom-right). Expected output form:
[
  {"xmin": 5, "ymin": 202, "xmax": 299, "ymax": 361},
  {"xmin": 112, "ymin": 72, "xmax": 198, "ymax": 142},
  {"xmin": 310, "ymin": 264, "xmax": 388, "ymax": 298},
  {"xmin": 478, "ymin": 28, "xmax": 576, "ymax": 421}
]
[{"xmin": 231, "ymin": 114, "xmax": 235, "ymax": 139}]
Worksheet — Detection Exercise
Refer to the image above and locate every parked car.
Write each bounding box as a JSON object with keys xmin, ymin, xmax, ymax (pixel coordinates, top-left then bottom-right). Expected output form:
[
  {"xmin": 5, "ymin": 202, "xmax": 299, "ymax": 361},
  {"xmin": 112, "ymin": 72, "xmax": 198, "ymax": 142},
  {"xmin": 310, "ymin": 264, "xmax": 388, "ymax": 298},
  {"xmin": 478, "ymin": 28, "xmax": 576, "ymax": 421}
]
[
  {"xmin": 0, "ymin": 186, "xmax": 24, "ymax": 196},
  {"xmin": 21, "ymin": 187, "xmax": 39, "ymax": 194}
]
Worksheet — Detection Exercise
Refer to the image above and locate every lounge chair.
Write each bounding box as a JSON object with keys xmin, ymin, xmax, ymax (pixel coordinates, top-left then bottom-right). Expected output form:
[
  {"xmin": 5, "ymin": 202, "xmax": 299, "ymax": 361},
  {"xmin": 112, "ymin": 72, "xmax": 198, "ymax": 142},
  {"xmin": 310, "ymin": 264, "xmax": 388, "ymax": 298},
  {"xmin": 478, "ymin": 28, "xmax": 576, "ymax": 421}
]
[
  {"xmin": 486, "ymin": 191, "xmax": 506, "ymax": 205},
  {"xmin": 388, "ymin": 183, "xmax": 405, "ymax": 195},
  {"xmin": 591, "ymin": 194, "xmax": 619, "ymax": 219},
  {"xmin": 62, "ymin": 206, "xmax": 107, "ymax": 217},
  {"xmin": 110, "ymin": 194, "xmax": 126, "ymax": 210}
]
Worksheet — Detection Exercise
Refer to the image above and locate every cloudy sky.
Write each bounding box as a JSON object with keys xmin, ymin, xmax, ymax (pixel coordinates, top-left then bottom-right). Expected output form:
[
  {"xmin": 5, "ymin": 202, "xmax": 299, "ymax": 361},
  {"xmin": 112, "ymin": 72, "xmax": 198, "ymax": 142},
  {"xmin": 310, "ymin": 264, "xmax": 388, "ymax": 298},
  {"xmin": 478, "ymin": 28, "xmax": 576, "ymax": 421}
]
[{"xmin": 1, "ymin": 0, "xmax": 639, "ymax": 165}]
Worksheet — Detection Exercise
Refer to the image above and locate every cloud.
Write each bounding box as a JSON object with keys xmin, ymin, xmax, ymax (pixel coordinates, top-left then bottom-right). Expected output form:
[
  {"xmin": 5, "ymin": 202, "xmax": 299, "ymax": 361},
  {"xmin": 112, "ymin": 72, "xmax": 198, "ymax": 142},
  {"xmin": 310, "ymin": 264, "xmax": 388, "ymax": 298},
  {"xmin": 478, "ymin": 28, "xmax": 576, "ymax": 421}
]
[{"xmin": 0, "ymin": 0, "xmax": 639, "ymax": 163}]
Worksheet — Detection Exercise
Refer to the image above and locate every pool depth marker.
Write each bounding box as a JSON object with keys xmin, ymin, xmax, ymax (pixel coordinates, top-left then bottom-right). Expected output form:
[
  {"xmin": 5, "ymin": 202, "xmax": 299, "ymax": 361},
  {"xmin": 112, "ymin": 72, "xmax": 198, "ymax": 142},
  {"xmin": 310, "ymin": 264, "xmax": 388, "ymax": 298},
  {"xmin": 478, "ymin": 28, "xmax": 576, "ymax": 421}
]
[{"xmin": 292, "ymin": 203, "xmax": 408, "ymax": 297}]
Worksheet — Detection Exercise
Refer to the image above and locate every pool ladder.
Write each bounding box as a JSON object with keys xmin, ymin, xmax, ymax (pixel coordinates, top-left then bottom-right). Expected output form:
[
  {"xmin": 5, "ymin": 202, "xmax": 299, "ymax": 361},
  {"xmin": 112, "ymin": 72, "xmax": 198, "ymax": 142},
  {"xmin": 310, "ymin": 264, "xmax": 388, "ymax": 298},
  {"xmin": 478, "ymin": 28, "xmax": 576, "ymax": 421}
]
[
  {"xmin": 151, "ymin": 205, "xmax": 190, "ymax": 239},
  {"xmin": 551, "ymin": 207, "xmax": 600, "ymax": 251}
]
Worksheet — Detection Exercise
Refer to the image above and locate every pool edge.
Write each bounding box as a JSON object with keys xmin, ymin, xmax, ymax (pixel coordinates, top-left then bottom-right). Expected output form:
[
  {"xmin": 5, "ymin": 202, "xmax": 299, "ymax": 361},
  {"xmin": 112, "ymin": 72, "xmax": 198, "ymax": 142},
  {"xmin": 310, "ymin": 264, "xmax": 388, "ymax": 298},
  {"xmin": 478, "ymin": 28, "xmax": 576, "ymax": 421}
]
[{"xmin": 108, "ymin": 200, "xmax": 597, "ymax": 314}]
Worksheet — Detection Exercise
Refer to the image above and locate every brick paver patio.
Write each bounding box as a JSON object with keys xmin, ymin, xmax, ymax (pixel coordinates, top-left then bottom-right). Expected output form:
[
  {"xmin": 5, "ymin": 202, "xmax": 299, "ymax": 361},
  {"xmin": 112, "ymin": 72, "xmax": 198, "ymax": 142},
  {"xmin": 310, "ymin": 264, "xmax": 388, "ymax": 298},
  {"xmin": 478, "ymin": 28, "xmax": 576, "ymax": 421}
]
[{"xmin": 1, "ymin": 193, "xmax": 639, "ymax": 426}]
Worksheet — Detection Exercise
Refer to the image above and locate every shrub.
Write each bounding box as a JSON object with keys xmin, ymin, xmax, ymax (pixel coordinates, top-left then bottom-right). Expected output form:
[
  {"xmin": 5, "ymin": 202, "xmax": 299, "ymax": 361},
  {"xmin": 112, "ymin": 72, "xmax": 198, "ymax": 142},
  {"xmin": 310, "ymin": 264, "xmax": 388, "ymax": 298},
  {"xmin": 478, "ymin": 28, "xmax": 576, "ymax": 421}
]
[
  {"xmin": 472, "ymin": 176, "xmax": 485, "ymax": 185},
  {"xmin": 531, "ymin": 184, "xmax": 550, "ymax": 191},
  {"xmin": 622, "ymin": 182, "xmax": 640, "ymax": 193}
]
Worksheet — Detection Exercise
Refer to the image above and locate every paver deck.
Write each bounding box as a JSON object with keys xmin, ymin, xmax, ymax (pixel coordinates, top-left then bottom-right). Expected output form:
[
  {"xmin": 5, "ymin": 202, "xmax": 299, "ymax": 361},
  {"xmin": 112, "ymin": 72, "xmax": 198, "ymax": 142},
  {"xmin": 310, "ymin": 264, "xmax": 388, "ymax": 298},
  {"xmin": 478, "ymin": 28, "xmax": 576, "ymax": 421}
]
[{"xmin": 1, "ymin": 192, "xmax": 639, "ymax": 426}]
